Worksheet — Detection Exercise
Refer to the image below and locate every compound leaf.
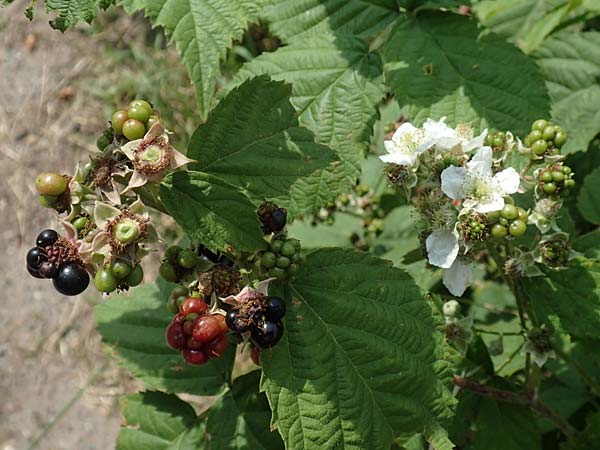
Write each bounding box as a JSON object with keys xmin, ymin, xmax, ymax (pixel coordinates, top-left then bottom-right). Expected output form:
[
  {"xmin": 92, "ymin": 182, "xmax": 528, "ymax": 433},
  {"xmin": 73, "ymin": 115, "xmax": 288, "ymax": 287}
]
[
  {"xmin": 233, "ymin": 35, "xmax": 385, "ymax": 216},
  {"xmin": 119, "ymin": 0, "xmax": 270, "ymax": 119},
  {"xmin": 188, "ymin": 77, "xmax": 336, "ymax": 208},
  {"xmin": 160, "ymin": 171, "xmax": 267, "ymax": 253},
  {"xmin": 534, "ymin": 31, "xmax": 600, "ymax": 154},
  {"xmin": 383, "ymin": 11, "xmax": 550, "ymax": 136},
  {"xmin": 96, "ymin": 283, "xmax": 234, "ymax": 395},
  {"xmin": 262, "ymin": 248, "xmax": 456, "ymax": 450},
  {"xmin": 117, "ymin": 391, "xmax": 203, "ymax": 450}
]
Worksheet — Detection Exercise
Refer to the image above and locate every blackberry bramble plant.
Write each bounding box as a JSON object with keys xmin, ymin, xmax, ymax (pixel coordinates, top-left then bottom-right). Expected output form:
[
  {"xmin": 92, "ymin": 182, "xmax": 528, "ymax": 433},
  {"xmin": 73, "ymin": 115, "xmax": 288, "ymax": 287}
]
[{"xmin": 15, "ymin": 0, "xmax": 600, "ymax": 449}]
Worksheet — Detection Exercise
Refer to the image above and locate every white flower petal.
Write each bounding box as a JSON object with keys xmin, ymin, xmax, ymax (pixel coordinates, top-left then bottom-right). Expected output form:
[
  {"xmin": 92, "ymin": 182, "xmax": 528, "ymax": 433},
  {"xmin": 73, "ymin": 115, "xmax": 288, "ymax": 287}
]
[
  {"xmin": 379, "ymin": 152, "xmax": 416, "ymax": 166},
  {"xmin": 171, "ymin": 149, "xmax": 195, "ymax": 168},
  {"xmin": 122, "ymin": 170, "xmax": 148, "ymax": 194},
  {"xmin": 426, "ymin": 230, "xmax": 459, "ymax": 269},
  {"xmin": 391, "ymin": 122, "xmax": 419, "ymax": 141},
  {"xmin": 466, "ymin": 146, "xmax": 493, "ymax": 176},
  {"xmin": 441, "ymin": 166, "xmax": 467, "ymax": 200},
  {"xmin": 463, "ymin": 129, "xmax": 487, "ymax": 153},
  {"xmin": 494, "ymin": 167, "xmax": 520, "ymax": 195},
  {"xmin": 422, "ymin": 117, "xmax": 457, "ymax": 150},
  {"xmin": 443, "ymin": 259, "xmax": 473, "ymax": 297},
  {"xmin": 473, "ymin": 192, "xmax": 504, "ymax": 213}
]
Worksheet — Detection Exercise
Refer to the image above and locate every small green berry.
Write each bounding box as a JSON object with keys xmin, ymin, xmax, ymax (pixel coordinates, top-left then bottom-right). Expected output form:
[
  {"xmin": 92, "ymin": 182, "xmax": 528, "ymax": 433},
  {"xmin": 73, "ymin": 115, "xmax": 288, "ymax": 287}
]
[
  {"xmin": 540, "ymin": 171, "xmax": 553, "ymax": 183},
  {"xmin": 124, "ymin": 265, "xmax": 144, "ymax": 286},
  {"xmin": 517, "ymin": 208, "xmax": 528, "ymax": 222},
  {"xmin": 491, "ymin": 224, "xmax": 508, "ymax": 239},
  {"xmin": 276, "ymin": 256, "xmax": 291, "ymax": 269},
  {"xmin": 39, "ymin": 195, "xmax": 58, "ymax": 208},
  {"xmin": 270, "ymin": 240, "xmax": 283, "ymax": 253},
  {"xmin": 177, "ymin": 249, "xmax": 198, "ymax": 269},
  {"xmin": 122, "ymin": 119, "xmax": 146, "ymax": 140},
  {"xmin": 532, "ymin": 119, "xmax": 548, "ymax": 131},
  {"xmin": 562, "ymin": 166, "xmax": 572, "ymax": 175},
  {"xmin": 36, "ymin": 172, "xmax": 67, "ymax": 196},
  {"xmin": 542, "ymin": 126, "xmax": 556, "ymax": 140},
  {"xmin": 171, "ymin": 286, "xmax": 188, "ymax": 299},
  {"xmin": 165, "ymin": 245, "xmax": 182, "ymax": 262},
  {"xmin": 114, "ymin": 219, "xmax": 140, "ymax": 244},
  {"xmin": 543, "ymin": 182, "xmax": 557, "ymax": 194},
  {"xmin": 499, "ymin": 217, "xmax": 509, "ymax": 226},
  {"xmin": 529, "ymin": 130, "xmax": 543, "ymax": 142},
  {"xmin": 564, "ymin": 179, "xmax": 576, "ymax": 189},
  {"xmin": 72, "ymin": 217, "xmax": 88, "ymax": 231},
  {"xmin": 111, "ymin": 110, "xmax": 128, "ymax": 135},
  {"xmin": 288, "ymin": 263, "xmax": 300, "ymax": 275},
  {"xmin": 554, "ymin": 130, "xmax": 567, "ymax": 147},
  {"xmin": 129, "ymin": 99, "xmax": 153, "ymax": 115},
  {"xmin": 110, "ymin": 260, "xmax": 132, "ymax": 280},
  {"xmin": 147, "ymin": 114, "xmax": 160, "ymax": 128},
  {"xmin": 509, "ymin": 219, "xmax": 527, "ymax": 237},
  {"xmin": 127, "ymin": 104, "xmax": 151, "ymax": 124},
  {"xmin": 501, "ymin": 204, "xmax": 518, "ymax": 220},
  {"xmin": 551, "ymin": 171, "xmax": 565, "ymax": 183},
  {"xmin": 261, "ymin": 252, "xmax": 277, "ymax": 269},
  {"xmin": 487, "ymin": 211, "xmax": 500, "ymax": 223},
  {"xmin": 493, "ymin": 136, "xmax": 504, "ymax": 148},
  {"xmin": 280, "ymin": 241, "xmax": 296, "ymax": 257},
  {"xmin": 531, "ymin": 139, "xmax": 548, "ymax": 156},
  {"xmin": 159, "ymin": 261, "xmax": 178, "ymax": 282},
  {"xmin": 167, "ymin": 297, "xmax": 179, "ymax": 314},
  {"xmin": 95, "ymin": 269, "xmax": 118, "ymax": 293}
]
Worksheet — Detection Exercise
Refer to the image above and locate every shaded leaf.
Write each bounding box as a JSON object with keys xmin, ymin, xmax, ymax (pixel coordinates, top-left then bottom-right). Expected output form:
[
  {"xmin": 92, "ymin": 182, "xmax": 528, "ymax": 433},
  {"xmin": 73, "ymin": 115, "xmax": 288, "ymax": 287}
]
[
  {"xmin": 262, "ymin": 248, "xmax": 456, "ymax": 450},
  {"xmin": 577, "ymin": 167, "xmax": 600, "ymax": 224},
  {"xmin": 189, "ymin": 77, "xmax": 336, "ymax": 206},
  {"xmin": 96, "ymin": 284, "xmax": 234, "ymax": 395},
  {"xmin": 383, "ymin": 11, "xmax": 550, "ymax": 136},
  {"xmin": 160, "ymin": 171, "xmax": 267, "ymax": 253}
]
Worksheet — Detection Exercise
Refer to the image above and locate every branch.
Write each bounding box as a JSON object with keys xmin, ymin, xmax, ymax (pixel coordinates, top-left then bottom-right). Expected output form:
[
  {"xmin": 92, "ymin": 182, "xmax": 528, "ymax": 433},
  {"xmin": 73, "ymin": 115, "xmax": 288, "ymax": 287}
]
[{"xmin": 453, "ymin": 375, "xmax": 575, "ymax": 437}]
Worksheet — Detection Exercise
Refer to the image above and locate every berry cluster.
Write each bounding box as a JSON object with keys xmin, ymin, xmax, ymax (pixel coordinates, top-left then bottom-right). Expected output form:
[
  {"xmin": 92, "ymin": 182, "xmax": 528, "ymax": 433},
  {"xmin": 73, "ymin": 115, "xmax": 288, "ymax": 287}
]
[
  {"xmin": 539, "ymin": 234, "xmax": 571, "ymax": 268},
  {"xmin": 488, "ymin": 204, "xmax": 528, "ymax": 239},
  {"xmin": 484, "ymin": 130, "xmax": 510, "ymax": 151},
  {"xmin": 226, "ymin": 295, "xmax": 285, "ymax": 349},
  {"xmin": 36, "ymin": 172, "xmax": 70, "ymax": 212},
  {"xmin": 159, "ymin": 245, "xmax": 204, "ymax": 283},
  {"xmin": 26, "ymin": 229, "xmax": 90, "ymax": 296},
  {"xmin": 165, "ymin": 297, "xmax": 229, "ymax": 366},
  {"xmin": 457, "ymin": 213, "xmax": 490, "ymax": 242},
  {"xmin": 259, "ymin": 237, "xmax": 303, "ymax": 279},
  {"xmin": 258, "ymin": 202, "xmax": 287, "ymax": 234},
  {"xmin": 524, "ymin": 119, "xmax": 567, "ymax": 159},
  {"xmin": 111, "ymin": 100, "xmax": 160, "ymax": 141},
  {"xmin": 94, "ymin": 260, "xmax": 144, "ymax": 293},
  {"xmin": 537, "ymin": 164, "xmax": 575, "ymax": 197}
]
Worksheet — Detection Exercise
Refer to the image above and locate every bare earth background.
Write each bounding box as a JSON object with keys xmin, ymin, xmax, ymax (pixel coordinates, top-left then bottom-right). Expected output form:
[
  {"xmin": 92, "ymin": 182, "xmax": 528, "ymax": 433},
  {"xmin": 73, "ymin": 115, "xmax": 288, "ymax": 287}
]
[{"xmin": 0, "ymin": 3, "xmax": 135, "ymax": 449}]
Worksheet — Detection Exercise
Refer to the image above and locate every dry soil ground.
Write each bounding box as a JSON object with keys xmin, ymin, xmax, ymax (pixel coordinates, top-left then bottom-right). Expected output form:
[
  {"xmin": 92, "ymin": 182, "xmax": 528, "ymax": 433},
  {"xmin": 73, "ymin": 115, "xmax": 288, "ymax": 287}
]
[{"xmin": 0, "ymin": 3, "xmax": 131, "ymax": 449}]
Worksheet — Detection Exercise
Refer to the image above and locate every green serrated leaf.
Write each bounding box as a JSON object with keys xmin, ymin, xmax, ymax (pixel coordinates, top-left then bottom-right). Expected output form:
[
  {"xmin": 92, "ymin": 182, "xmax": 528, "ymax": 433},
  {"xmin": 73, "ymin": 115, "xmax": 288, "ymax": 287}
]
[
  {"xmin": 574, "ymin": 230, "xmax": 600, "ymax": 261},
  {"xmin": 160, "ymin": 171, "xmax": 267, "ymax": 253},
  {"xmin": 383, "ymin": 11, "xmax": 550, "ymax": 136},
  {"xmin": 264, "ymin": 0, "xmax": 399, "ymax": 42},
  {"xmin": 188, "ymin": 77, "xmax": 336, "ymax": 207},
  {"xmin": 474, "ymin": 0, "xmax": 567, "ymax": 42},
  {"xmin": 232, "ymin": 35, "xmax": 385, "ymax": 217},
  {"xmin": 450, "ymin": 384, "xmax": 542, "ymax": 450},
  {"xmin": 577, "ymin": 167, "xmax": 600, "ymax": 224},
  {"xmin": 119, "ymin": 0, "xmax": 270, "ymax": 119},
  {"xmin": 560, "ymin": 412, "xmax": 600, "ymax": 450},
  {"xmin": 534, "ymin": 31, "xmax": 600, "ymax": 154},
  {"xmin": 96, "ymin": 284, "xmax": 234, "ymax": 395},
  {"xmin": 117, "ymin": 391, "xmax": 202, "ymax": 450},
  {"xmin": 522, "ymin": 260, "xmax": 600, "ymax": 341},
  {"xmin": 262, "ymin": 248, "xmax": 455, "ymax": 450},
  {"xmin": 42, "ymin": 0, "xmax": 113, "ymax": 31},
  {"xmin": 205, "ymin": 371, "xmax": 283, "ymax": 450}
]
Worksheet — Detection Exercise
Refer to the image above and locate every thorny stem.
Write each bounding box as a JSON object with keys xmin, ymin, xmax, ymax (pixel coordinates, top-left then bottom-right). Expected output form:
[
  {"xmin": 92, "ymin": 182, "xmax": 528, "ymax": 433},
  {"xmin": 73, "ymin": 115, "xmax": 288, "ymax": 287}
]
[{"xmin": 453, "ymin": 375, "xmax": 575, "ymax": 437}]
